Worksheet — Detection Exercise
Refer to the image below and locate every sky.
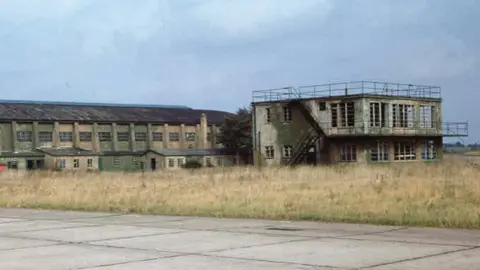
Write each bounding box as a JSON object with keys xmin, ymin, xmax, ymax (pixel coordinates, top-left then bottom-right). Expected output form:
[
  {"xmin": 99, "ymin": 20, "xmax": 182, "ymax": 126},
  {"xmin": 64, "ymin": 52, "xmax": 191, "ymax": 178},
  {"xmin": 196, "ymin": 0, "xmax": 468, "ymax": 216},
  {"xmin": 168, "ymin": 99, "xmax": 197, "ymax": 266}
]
[{"xmin": 0, "ymin": 0, "xmax": 478, "ymax": 142}]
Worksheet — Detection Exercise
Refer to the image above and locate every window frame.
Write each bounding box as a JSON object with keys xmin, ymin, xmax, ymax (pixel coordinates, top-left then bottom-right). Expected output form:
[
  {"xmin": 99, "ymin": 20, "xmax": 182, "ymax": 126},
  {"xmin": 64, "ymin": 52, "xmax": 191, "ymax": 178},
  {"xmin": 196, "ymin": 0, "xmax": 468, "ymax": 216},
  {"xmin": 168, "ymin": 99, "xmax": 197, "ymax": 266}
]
[
  {"xmin": 98, "ymin": 132, "xmax": 112, "ymax": 142},
  {"xmin": 169, "ymin": 132, "xmax": 180, "ymax": 142},
  {"xmin": 59, "ymin": 132, "xmax": 73, "ymax": 142},
  {"xmin": 16, "ymin": 131, "xmax": 32, "ymax": 142},
  {"xmin": 339, "ymin": 143, "xmax": 357, "ymax": 162},
  {"xmin": 117, "ymin": 132, "xmax": 130, "ymax": 142},
  {"xmin": 265, "ymin": 146, "xmax": 274, "ymax": 159}
]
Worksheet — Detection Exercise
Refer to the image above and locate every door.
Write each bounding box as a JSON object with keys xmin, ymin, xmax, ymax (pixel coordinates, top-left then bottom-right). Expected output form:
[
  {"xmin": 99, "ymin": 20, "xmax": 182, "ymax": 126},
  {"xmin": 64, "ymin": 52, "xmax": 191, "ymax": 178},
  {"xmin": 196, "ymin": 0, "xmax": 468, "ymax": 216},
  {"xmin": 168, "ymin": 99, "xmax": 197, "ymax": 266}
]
[
  {"xmin": 26, "ymin": 160, "xmax": 35, "ymax": 170},
  {"xmin": 150, "ymin": 158, "xmax": 156, "ymax": 171},
  {"xmin": 98, "ymin": 158, "xmax": 103, "ymax": 171}
]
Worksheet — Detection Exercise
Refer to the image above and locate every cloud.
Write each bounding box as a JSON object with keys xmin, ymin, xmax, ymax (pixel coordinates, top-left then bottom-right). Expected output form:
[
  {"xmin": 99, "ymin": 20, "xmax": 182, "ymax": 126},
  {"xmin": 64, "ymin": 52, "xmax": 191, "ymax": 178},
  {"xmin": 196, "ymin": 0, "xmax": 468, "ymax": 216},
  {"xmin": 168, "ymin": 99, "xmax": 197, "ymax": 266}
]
[
  {"xmin": 0, "ymin": 0, "xmax": 479, "ymax": 140},
  {"xmin": 189, "ymin": 0, "xmax": 334, "ymax": 38},
  {"xmin": 0, "ymin": 0, "xmax": 88, "ymax": 24}
]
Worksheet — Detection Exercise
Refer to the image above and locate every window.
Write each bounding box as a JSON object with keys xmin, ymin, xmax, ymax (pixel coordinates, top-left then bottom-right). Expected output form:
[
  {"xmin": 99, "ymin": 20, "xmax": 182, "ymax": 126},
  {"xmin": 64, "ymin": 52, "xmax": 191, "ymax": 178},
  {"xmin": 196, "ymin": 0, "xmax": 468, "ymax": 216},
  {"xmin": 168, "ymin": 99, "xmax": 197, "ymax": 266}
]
[
  {"xmin": 168, "ymin": 158, "xmax": 175, "ymax": 167},
  {"xmin": 38, "ymin": 131, "xmax": 53, "ymax": 142},
  {"xmin": 265, "ymin": 146, "xmax": 274, "ymax": 159},
  {"xmin": 169, "ymin": 132, "xmax": 180, "ymax": 141},
  {"xmin": 319, "ymin": 102, "xmax": 326, "ymax": 111},
  {"xmin": 205, "ymin": 157, "xmax": 212, "ymax": 166},
  {"xmin": 340, "ymin": 144, "xmax": 357, "ymax": 162},
  {"xmin": 177, "ymin": 158, "xmax": 184, "ymax": 167},
  {"xmin": 370, "ymin": 102, "xmax": 388, "ymax": 128},
  {"xmin": 87, "ymin": 159, "xmax": 93, "ymax": 168},
  {"xmin": 79, "ymin": 132, "xmax": 92, "ymax": 142},
  {"xmin": 393, "ymin": 104, "xmax": 414, "ymax": 128},
  {"xmin": 185, "ymin": 132, "xmax": 196, "ymax": 141},
  {"xmin": 117, "ymin": 132, "xmax": 130, "ymax": 142},
  {"xmin": 331, "ymin": 104, "xmax": 338, "ymax": 127},
  {"xmin": 135, "ymin": 132, "xmax": 147, "ymax": 142},
  {"xmin": 282, "ymin": 145, "xmax": 293, "ymax": 159},
  {"xmin": 17, "ymin": 131, "xmax": 32, "ymax": 142},
  {"xmin": 73, "ymin": 159, "xmax": 79, "ymax": 168},
  {"xmin": 283, "ymin": 106, "xmax": 292, "ymax": 122},
  {"xmin": 113, "ymin": 156, "xmax": 121, "ymax": 166},
  {"xmin": 99, "ymin": 132, "xmax": 112, "ymax": 142},
  {"xmin": 58, "ymin": 159, "xmax": 66, "ymax": 169},
  {"xmin": 132, "ymin": 157, "xmax": 139, "ymax": 166},
  {"xmin": 340, "ymin": 102, "xmax": 355, "ymax": 127},
  {"xmin": 371, "ymin": 141, "xmax": 389, "ymax": 162},
  {"xmin": 7, "ymin": 161, "xmax": 18, "ymax": 169},
  {"xmin": 421, "ymin": 140, "xmax": 437, "ymax": 160},
  {"xmin": 394, "ymin": 141, "xmax": 416, "ymax": 160},
  {"xmin": 331, "ymin": 102, "xmax": 355, "ymax": 127},
  {"xmin": 207, "ymin": 132, "xmax": 212, "ymax": 142},
  {"xmin": 59, "ymin": 132, "xmax": 73, "ymax": 142},
  {"xmin": 217, "ymin": 157, "xmax": 223, "ymax": 166},
  {"xmin": 152, "ymin": 132, "xmax": 163, "ymax": 141},
  {"xmin": 419, "ymin": 105, "xmax": 434, "ymax": 128},
  {"xmin": 266, "ymin": 108, "xmax": 271, "ymax": 122}
]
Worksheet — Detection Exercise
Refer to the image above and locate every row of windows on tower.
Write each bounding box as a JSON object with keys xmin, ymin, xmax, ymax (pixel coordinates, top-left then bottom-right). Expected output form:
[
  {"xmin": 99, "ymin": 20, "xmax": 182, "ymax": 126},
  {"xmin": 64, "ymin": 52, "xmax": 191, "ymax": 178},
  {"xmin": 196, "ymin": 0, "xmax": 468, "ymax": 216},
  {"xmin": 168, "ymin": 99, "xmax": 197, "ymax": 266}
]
[{"xmin": 16, "ymin": 131, "xmax": 213, "ymax": 143}]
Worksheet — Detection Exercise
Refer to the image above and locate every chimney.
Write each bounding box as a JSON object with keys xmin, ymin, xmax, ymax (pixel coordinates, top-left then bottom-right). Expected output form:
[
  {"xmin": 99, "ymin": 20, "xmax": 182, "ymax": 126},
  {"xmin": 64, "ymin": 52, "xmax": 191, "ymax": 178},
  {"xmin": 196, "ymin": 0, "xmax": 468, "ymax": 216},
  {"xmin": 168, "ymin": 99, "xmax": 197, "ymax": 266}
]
[{"xmin": 200, "ymin": 113, "xmax": 208, "ymax": 149}]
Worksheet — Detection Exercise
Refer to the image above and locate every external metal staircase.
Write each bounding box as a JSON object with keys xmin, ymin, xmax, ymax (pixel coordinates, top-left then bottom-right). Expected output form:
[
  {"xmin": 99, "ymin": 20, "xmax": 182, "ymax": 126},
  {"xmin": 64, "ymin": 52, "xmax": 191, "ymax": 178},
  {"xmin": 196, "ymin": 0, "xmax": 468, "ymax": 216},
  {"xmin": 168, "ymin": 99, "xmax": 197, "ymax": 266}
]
[{"xmin": 286, "ymin": 100, "xmax": 327, "ymax": 166}]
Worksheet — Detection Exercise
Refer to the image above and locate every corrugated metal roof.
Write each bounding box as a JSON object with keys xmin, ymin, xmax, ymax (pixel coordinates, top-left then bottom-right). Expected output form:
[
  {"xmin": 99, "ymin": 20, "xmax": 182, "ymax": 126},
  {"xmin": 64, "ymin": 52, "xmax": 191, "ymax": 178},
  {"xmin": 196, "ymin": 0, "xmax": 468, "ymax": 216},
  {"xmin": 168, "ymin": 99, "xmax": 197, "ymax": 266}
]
[{"xmin": 0, "ymin": 100, "xmax": 232, "ymax": 125}]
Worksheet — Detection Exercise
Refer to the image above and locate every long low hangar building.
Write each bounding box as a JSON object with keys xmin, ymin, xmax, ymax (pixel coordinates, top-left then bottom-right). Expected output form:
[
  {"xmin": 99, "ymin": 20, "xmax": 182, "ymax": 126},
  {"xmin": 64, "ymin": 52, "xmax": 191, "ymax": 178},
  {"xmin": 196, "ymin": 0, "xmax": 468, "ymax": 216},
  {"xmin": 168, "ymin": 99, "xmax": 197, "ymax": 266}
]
[{"xmin": 0, "ymin": 100, "xmax": 235, "ymax": 171}]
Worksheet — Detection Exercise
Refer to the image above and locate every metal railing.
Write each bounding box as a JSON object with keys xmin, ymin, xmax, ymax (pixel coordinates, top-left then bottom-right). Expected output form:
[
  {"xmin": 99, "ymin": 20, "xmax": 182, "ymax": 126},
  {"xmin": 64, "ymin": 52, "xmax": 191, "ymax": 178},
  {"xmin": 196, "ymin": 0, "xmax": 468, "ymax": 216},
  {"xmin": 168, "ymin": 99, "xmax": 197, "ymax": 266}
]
[
  {"xmin": 251, "ymin": 86, "xmax": 301, "ymax": 103},
  {"xmin": 288, "ymin": 120, "xmax": 468, "ymax": 137},
  {"xmin": 252, "ymin": 81, "xmax": 442, "ymax": 102},
  {"xmin": 443, "ymin": 122, "xmax": 469, "ymax": 137}
]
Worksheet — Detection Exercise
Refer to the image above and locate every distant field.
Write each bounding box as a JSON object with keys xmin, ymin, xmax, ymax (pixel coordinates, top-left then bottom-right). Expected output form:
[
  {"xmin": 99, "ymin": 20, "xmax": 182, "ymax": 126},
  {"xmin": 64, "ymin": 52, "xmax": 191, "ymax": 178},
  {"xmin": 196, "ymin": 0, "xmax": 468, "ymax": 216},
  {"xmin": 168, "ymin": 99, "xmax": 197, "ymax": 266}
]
[
  {"xmin": 464, "ymin": 150, "xmax": 480, "ymax": 156},
  {"xmin": 0, "ymin": 155, "xmax": 479, "ymax": 229}
]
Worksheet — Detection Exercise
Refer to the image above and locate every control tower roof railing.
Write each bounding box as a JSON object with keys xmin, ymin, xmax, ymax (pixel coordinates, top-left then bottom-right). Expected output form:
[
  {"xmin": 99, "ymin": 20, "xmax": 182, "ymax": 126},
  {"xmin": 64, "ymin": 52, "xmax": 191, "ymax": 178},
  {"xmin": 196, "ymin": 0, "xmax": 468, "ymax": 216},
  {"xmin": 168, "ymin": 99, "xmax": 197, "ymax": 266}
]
[{"xmin": 252, "ymin": 81, "xmax": 442, "ymax": 103}]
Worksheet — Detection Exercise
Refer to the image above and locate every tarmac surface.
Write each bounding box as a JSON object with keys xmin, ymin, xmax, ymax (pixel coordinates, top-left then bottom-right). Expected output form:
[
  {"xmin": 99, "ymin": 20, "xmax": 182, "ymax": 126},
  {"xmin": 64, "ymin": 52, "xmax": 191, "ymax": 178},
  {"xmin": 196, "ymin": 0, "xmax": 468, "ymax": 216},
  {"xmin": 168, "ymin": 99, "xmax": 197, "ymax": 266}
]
[{"xmin": 0, "ymin": 208, "xmax": 478, "ymax": 270}]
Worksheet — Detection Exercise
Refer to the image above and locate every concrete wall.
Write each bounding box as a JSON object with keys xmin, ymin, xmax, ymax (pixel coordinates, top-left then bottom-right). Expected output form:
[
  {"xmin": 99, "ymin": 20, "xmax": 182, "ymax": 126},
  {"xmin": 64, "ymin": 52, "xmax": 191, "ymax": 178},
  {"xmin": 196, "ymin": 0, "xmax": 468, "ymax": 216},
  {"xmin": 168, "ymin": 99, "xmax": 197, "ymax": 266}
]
[
  {"xmin": 0, "ymin": 114, "xmax": 219, "ymax": 154},
  {"xmin": 252, "ymin": 96, "xmax": 443, "ymax": 166},
  {"xmin": 45, "ymin": 156, "xmax": 99, "ymax": 171},
  {"xmin": 253, "ymin": 102, "xmax": 315, "ymax": 166}
]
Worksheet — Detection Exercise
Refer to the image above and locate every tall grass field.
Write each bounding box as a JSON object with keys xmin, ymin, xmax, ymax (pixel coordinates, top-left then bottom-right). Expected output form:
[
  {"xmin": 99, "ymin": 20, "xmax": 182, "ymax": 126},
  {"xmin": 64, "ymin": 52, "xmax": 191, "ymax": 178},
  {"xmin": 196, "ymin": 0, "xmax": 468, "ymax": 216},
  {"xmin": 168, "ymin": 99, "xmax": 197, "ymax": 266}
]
[{"xmin": 1, "ymin": 155, "xmax": 479, "ymax": 228}]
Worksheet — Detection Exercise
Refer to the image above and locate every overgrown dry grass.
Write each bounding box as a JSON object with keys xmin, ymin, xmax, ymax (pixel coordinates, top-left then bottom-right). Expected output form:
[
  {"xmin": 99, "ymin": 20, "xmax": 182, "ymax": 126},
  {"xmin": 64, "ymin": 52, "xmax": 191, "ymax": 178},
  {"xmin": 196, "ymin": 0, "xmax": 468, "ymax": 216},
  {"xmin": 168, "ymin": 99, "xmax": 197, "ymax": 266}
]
[{"xmin": 1, "ymin": 155, "xmax": 479, "ymax": 228}]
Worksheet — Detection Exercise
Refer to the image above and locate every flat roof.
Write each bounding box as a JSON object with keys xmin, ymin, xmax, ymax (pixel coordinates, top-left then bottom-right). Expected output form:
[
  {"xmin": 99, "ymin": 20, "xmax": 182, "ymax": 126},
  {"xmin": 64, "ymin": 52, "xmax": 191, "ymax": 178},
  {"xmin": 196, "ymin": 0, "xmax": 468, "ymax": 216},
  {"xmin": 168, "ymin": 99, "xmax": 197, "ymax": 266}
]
[{"xmin": 252, "ymin": 80, "xmax": 442, "ymax": 103}]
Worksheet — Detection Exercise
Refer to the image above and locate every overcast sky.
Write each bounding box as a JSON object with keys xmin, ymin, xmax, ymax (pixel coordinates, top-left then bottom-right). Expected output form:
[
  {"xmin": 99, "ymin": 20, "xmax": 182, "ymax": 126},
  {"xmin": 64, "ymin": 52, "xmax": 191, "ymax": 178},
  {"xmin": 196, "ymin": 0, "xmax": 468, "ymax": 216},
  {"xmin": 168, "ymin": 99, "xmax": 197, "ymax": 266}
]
[{"xmin": 0, "ymin": 0, "xmax": 478, "ymax": 142}]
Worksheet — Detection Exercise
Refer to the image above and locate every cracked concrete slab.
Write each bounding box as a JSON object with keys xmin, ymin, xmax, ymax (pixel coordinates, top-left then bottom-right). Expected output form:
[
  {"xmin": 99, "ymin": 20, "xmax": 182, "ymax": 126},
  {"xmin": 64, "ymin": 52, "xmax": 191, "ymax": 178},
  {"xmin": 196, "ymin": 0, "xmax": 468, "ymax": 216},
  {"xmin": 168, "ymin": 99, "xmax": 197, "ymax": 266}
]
[
  {"xmin": 70, "ymin": 214, "xmax": 195, "ymax": 225},
  {"xmin": 0, "ymin": 236, "xmax": 58, "ymax": 251},
  {"xmin": 91, "ymin": 230, "xmax": 308, "ymax": 254},
  {"xmin": 85, "ymin": 254, "xmax": 329, "ymax": 270},
  {"xmin": 0, "ymin": 208, "xmax": 478, "ymax": 270},
  {"xmin": 369, "ymin": 248, "xmax": 480, "ymax": 270},
  {"xmin": 9, "ymin": 224, "xmax": 186, "ymax": 243},
  {"xmin": 0, "ymin": 244, "xmax": 174, "ymax": 270},
  {"xmin": 338, "ymin": 226, "xmax": 480, "ymax": 247},
  {"xmin": 0, "ymin": 220, "xmax": 96, "ymax": 234},
  {"xmin": 208, "ymin": 238, "xmax": 464, "ymax": 269}
]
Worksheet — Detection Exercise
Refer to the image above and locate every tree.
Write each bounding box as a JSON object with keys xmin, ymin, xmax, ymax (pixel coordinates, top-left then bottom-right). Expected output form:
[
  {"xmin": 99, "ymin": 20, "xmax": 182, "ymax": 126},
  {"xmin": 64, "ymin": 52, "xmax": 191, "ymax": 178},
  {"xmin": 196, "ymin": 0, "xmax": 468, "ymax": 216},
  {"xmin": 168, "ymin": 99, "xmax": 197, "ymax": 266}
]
[{"xmin": 217, "ymin": 106, "xmax": 252, "ymax": 165}]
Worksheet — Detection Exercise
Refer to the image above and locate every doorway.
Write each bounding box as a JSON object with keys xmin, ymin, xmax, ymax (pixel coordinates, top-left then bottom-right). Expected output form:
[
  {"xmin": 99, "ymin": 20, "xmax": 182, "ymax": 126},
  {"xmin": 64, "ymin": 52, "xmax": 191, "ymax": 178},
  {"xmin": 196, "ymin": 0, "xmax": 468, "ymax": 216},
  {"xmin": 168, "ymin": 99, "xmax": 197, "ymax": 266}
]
[
  {"xmin": 150, "ymin": 158, "xmax": 157, "ymax": 171},
  {"xmin": 26, "ymin": 159, "xmax": 43, "ymax": 170}
]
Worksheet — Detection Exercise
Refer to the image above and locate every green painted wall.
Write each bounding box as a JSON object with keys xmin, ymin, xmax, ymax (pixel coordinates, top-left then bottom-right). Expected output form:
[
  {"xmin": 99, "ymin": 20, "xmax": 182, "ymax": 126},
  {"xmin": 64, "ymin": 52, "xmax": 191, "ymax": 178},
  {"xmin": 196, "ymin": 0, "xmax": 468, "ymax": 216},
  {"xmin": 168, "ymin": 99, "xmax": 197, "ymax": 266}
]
[
  {"xmin": 100, "ymin": 156, "xmax": 142, "ymax": 171},
  {"xmin": 134, "ymin": 125, "xmax": 148, "ymax": 151},
  {"xmin": 97, "ymin": 124, "xmax": 113, "ymax": 151},
  {"xmin": 116, "ymin": 125, "xmax": 130, "ymax": 151},
  {"xmin": 15, "ymin": 123, "xmax": 34, "ymax": 151},
  {"xmin": 0, "ymin": 157, "xmax": 44, "ymax": 170},
  {"xmin": 0, "ymin": 124, "xmax": 13, "ymax": 151}
]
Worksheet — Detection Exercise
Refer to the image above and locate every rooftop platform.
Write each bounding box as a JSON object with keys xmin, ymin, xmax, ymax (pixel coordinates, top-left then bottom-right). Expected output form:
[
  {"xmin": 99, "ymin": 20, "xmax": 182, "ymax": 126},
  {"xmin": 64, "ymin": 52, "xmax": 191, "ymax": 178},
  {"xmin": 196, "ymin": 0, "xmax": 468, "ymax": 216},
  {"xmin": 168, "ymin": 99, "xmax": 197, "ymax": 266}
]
[{"xmin": 252, "ymin": 81, "xmax": 442, "ymax": 103}]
